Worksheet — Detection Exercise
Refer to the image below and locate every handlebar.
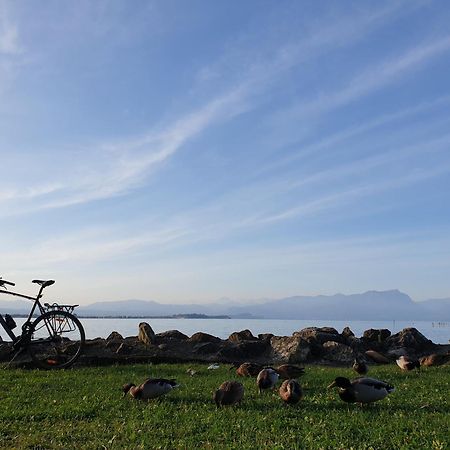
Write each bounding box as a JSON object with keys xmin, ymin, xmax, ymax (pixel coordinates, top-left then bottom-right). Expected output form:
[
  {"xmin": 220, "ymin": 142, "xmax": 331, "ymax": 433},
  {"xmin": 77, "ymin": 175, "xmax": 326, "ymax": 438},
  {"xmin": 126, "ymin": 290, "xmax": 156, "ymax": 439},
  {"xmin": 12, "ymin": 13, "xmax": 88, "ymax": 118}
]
[{"xmin": 0, "ymin": 278, "xmax": 15, "ymax": 287}]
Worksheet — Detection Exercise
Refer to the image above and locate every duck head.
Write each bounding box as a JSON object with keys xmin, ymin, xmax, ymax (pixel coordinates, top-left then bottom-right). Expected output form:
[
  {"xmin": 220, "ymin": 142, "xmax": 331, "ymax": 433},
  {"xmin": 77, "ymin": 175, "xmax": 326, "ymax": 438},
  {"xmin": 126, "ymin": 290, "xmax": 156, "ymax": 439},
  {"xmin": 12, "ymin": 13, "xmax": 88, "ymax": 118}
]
[
  {"xmin": 122, "ymin": 382, "xmax": 136, "ymax": 397},
  {"xmin": 327, "ymin": 377, "xmax": 352, "ymax": 389},
  {"xmin": 213, "ymin": 389, "xmax": 225, "ymax": 407}
]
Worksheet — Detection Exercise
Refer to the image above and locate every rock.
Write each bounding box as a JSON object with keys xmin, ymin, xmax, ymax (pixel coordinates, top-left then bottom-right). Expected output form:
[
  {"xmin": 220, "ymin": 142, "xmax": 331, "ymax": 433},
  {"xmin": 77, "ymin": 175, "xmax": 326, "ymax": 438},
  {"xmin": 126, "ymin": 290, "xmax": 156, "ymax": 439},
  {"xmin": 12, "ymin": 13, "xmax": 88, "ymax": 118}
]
[
  {"xmin": 194, "ymin": 342, "xmax": 221, "ymax": 355},
  {"xmin": 362, "ymin": 329, "xmax": 391, "ymax": 343},
  {"xmin": 217, "ymin": 340, "xmax": 268, "ymax": 360},
  {"xmin": 138, "ymin": 322, "xmax": 156, "ymax": 345},
  {"xmin": 386, "ymin": 328, "xmax": 434, "ymax": 351},
  {"xmin": 365, "ymin": 349, "xmax": 391, "ymax": 364},
  {"xmin": 341, "ymin": 327, "xmax": 355, "ymax": 339},
  {"xmin": 420, "ymin": 353, "xmax": 450, "ymax": 367},
  {"xmin": 322, "ymin": 341, "xmax": 354, "ymax": 364},
  {"xmin": 386, "ymin": 348, "xmax": 408, "ymax": 359},
  {"xmin": 293, "ymin": 327, "xmax": 344, "ymax": 345},
  {"xmin": 115, "ymin": 343, "xmax": 131, "ymax": 355},
  {"xmin": 258, "ymin": 333, "xmax": 274, "ymax": 342},
  {"xmin": 106, "ymin": 331, "xmax": 123, "ymax": 341},
  {"xmin": 188, "ymin": 332, "xmax": 221, "ymax": 344},
  {"xmin": 270, "ymin": 336, "xmax": 311, "ymax": 363},
  {"xmin": 228, "ymin": 329, "xmax": 257, "ymax": 343},
  {"xmin": 156, "ymin": 330, "xmax": 189, "ymax": 340}
]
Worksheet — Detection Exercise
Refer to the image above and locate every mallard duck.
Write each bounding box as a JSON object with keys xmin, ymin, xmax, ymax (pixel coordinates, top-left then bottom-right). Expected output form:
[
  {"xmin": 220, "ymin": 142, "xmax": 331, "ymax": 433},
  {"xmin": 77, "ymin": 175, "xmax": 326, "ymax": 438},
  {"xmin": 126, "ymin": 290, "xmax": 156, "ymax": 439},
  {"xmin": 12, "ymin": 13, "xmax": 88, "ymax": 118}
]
[
  {"xmin": 256, "ymin": 367, "xmax": 279, "ymax": 394},
  {"xmin": 275, "ymin": 364, "xmax": 305, "ymax": 379},
  {"xmin": 396, "ymin": 355, "xmax": 420, "ymax": 371},
  {"xmin": 213, "ymin": 381, "xmax": 244, "ymax": 407},
  {"xmin": 123, "ymin": 378, "xmax": 179, "ymax": 400},
  {"xmin": 279, "ymin": 379, "xmax": 303, "ymax": 405},
  {"xmin": 328, "ymin": 377, "xmax": 395, "ymax": 404},
  {"xmin": 234, "ymin": 362, "xmax": 263, "ymax": 377},
  {"xmin": 352, "ymin": 359, "xmax": 368, "ymax": 375}
]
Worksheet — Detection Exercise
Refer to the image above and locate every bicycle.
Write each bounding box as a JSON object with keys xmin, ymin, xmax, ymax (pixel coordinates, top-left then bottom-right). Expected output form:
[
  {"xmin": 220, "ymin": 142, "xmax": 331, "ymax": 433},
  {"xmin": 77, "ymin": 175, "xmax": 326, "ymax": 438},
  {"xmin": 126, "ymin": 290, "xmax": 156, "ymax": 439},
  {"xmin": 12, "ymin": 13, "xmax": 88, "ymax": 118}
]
[{"xmin": 0, "ymin": 277, "xmax": 85, "ymax": 369}]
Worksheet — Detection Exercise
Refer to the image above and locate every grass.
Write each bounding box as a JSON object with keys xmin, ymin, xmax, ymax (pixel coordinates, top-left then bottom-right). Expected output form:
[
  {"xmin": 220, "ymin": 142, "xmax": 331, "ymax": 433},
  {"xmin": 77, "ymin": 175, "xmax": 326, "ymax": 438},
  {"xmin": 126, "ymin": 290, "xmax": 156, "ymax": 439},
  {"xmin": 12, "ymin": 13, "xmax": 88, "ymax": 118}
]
[{"xmin": 0, "ymin": 363, "xmax": 449, "ymax": 449}]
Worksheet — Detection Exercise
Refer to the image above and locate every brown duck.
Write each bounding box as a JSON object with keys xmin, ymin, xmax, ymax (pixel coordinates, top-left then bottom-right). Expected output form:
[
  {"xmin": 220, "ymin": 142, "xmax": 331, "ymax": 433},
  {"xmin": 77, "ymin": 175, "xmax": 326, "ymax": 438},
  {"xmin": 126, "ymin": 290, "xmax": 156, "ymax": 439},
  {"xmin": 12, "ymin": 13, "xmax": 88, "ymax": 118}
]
[
  {"xmin": 396, "ymin": 355, "xmax": 420, "ymax": 371},
  {"xmin": 352, "ymin": 359, "xmax": 368, "ymax": 375},
  {"xmin": 256, "ymin": 367, "xmax": 279, "ymax": 394},
  {"xmin": 123, "ymin": 378, "xmax": 179, "ymax": 400},
  {"xmin": 275, "ymin": 364, "xmax": 305, "ymax": 379},
  {"xmin": 234, "ymin": 362, "xmax": 263, "ymax": 377},
  {"xmin": 213, "ymin": 381, "xmax": 244, "ymax": 407},
  {"xmin": 279, "ymin": 379, "xmax": 303, "ymax": 405}
]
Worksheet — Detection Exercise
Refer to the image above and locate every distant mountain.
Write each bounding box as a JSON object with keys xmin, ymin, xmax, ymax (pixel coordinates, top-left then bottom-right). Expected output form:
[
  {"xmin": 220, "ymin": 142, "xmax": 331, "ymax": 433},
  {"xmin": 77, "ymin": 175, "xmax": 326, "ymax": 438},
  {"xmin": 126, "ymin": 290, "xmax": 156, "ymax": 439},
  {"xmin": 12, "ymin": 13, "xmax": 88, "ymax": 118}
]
[{"xmin": 2, "ymin": 290, "xmax": 450, "ymax": 320}]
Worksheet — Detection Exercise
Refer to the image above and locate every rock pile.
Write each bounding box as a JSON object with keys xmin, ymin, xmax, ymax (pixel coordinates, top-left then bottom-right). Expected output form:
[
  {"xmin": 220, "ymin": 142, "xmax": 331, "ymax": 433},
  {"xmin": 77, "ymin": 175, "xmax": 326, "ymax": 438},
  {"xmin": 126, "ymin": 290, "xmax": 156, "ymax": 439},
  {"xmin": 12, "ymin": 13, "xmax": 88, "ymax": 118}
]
[{"xmin": 0, "ymin": 323, "xmax": 447, "ymax": 368}]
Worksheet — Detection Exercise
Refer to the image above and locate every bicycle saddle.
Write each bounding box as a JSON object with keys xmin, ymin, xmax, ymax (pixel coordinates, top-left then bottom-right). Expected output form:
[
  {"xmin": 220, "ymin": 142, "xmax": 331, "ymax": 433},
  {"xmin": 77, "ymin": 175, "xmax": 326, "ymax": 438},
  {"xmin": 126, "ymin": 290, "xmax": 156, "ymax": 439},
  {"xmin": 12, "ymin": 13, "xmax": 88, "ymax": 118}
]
[{"xmin": 32, "ymin": 279, "xmax": 55, "ymax": 288}]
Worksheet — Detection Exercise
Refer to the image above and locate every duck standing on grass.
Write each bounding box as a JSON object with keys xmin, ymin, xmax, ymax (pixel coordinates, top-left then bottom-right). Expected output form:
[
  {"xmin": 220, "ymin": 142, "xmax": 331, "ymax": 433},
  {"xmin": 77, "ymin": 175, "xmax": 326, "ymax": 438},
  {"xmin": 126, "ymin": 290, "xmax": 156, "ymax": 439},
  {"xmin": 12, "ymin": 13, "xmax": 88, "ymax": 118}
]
[
  {"xmin": 279, "ymin": 379, "xmax": 303, "ymax": 405},
  {"xmin": 275, "ymin": 364, "xmax": 305, "ymax": 379},
  {"xmin": 213, "ymin": 381, "xmax": 244, "ymax": 407},
  {"xmin": 396, "ymin": 355, "xmax": 420, "ymax": 371},
  {"xmin": 328, "ymin": 377, "xmax": 395, "ymax": 404},
  {"xmin": 352, "ymin": 358, "xmax": 368, "ymax": 375},
  {"xmin": 234, "ymin": 362, "xmax": 263, "ymax": 377},
  {"xmin": 123, "ymin": 378, "xmax": 179, "ymax": 400},
  {"xmin": 256, "ymin": 367, "xmax": 279, "ymax": 394}
]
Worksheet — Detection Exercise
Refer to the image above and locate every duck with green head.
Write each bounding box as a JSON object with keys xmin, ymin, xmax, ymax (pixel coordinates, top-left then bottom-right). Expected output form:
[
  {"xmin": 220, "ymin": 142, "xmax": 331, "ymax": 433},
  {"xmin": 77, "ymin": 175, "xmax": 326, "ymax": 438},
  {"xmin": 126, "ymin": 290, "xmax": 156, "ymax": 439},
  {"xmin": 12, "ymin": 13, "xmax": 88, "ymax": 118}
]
[{"xmin": 328, "ymin": 376, "xmax": 394, "ymax": 404}]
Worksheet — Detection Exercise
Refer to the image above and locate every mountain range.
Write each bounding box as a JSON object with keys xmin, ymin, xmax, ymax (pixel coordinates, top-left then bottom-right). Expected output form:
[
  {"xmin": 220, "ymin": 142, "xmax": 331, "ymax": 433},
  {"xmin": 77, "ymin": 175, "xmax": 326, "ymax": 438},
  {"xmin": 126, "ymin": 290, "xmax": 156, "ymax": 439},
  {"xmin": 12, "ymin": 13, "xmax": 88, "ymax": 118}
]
[{"xmin": 1, "ymin": 290, "xmax": 450, "ymax": 320}]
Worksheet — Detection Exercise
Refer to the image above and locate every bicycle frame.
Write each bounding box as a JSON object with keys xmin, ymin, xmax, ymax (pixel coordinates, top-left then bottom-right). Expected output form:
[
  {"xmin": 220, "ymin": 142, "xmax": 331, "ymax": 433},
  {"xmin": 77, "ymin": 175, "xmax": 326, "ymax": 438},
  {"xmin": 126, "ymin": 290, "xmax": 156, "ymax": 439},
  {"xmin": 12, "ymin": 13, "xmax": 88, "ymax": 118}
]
[{"xmin": 0, "ymin": 284, "xmax": 49, "ymax": 342}]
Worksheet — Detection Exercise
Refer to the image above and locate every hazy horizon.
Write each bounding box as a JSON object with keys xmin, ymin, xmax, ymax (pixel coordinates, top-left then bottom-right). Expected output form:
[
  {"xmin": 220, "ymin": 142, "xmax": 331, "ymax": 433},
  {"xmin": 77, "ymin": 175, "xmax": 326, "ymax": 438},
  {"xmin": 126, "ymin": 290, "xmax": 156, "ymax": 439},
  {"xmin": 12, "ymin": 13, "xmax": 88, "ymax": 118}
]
[{"xmin": 2, "ymin": 1, "xmax": 450, "ymax": 305}]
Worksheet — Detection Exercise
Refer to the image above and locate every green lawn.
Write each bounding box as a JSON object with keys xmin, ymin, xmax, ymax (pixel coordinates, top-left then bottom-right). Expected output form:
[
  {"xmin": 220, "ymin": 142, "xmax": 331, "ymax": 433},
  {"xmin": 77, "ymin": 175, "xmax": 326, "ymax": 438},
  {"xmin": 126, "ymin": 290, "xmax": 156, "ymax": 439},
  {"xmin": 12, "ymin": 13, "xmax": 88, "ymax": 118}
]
[{"xmin": 0, "ymin": 363, "xmax": 449, "ymax": 449}]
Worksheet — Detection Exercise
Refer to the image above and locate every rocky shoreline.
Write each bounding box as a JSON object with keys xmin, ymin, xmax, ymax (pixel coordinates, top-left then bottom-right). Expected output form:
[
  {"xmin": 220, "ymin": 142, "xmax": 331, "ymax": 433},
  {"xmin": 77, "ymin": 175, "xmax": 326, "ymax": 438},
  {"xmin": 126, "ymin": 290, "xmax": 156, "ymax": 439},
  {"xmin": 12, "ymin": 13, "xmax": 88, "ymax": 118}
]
[{"xmin": 3, "ymin": 324, "xmax": 448, "ymax": 368}]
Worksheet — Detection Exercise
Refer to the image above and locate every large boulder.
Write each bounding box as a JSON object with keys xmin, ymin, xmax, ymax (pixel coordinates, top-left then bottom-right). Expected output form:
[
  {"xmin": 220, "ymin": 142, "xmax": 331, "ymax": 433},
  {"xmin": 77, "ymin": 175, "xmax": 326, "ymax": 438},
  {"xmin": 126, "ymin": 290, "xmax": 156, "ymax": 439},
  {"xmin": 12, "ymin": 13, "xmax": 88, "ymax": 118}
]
[
  {"xmin": 138, "ymin": 322, "xmax": 156, "ymax": 345},
  {"xmin": 188, "ymin": 332, "xmax": 221, "ymax": 344},
  {"xmin": 157, "ymin": 330, "xmax": 189, "ymax": 340},
  {"xmin": 362, "ymin": 329, "xmax": 391, "ymax": 344},
  {"xmin": 365, "ymin": 349, "xmax": 391, "ymax": 364},
  {"xmin": 294, "ymin": 327, "xmax": 344, "ymax": 345},
  {"xmin": 386, "ymin": 328, "xmax": 435, "ymax": 351},
  {"xmin": 270, "ymin": 335, "xmax": 311, "ymax": 363},
  {"xmin": 322, "ymin": 341, "xmax": 354, "ymax": 364},
  {"xmin": 228, "ymin": 329, "xmax": 257, "ymax": 343}
]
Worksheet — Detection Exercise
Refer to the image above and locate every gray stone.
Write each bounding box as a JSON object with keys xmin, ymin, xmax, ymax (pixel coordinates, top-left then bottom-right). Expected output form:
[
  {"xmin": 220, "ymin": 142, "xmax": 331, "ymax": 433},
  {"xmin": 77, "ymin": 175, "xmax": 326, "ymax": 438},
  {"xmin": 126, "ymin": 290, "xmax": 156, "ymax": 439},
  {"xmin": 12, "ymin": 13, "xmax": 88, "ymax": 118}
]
[
  {"xmin": 322, "ymin": 341, "xmax": 354, "ymax": 364},
  {"xmin": 270, "ymin": 335, "xmax": 311, "ymax": 363}
]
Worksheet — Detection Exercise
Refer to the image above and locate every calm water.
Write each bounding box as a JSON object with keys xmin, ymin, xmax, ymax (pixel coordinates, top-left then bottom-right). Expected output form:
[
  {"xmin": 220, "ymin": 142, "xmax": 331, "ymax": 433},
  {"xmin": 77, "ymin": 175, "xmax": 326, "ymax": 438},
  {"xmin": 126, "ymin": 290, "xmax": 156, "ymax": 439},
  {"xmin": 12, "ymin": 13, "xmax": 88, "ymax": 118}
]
[{"xmin": 3, "ymin": 317, "xmax": 447, "ymax": 344}]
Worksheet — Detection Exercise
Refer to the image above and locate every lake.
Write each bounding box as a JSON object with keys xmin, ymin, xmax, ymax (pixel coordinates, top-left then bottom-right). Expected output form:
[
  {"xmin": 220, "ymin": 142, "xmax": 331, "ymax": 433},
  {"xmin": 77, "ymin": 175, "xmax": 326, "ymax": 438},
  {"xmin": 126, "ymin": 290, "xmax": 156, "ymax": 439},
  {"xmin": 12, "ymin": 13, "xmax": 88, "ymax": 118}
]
[{"xmin": 3, "ymin": 317, "xmax": 447, "ymax": 344}]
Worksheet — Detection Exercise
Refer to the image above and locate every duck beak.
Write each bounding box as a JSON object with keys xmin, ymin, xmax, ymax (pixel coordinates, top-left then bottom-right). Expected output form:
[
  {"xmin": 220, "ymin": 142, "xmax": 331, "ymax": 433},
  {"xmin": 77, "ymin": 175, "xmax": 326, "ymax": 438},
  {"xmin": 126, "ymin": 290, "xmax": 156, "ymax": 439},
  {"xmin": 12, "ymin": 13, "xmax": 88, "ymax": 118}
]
[{"xmin": 327, "ymin": 381, "xmax": 337, "ymax": 389}]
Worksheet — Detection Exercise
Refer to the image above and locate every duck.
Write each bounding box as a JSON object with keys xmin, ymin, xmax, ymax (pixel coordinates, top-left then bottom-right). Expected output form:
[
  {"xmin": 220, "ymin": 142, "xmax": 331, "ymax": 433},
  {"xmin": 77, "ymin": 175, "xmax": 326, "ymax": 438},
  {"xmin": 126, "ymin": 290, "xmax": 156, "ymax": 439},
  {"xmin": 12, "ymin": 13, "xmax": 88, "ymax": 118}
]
[
  {"xmin": 275, "ymin": 364, "xmax": 305, "ymax": 379},
  {"xmin": 256, "ymin": 367, "xmax": 279, "ymax": 394},
  {"xmin": 213, "ymin": 381, "xmax": 244, "ymax": 407},
  {"xmin": 279, "ymin": 379, "xmax": 303, "ymax": 405},
  {"xmin": 234, "ymin": 362, "xmax": 263, "ymax": 377},
  {"xmin": 123, "ymin": 378, "xmax": 179, "ymax": 400},
  {"xmin": 328, "ymin": 376, "xmax": 395, "ymax": 404},
  {"xmin": 352, "ymin": 358, "xmax": 368, "ymax": 375},
  {"xmin": 396, "ymin": 355, "xmax": 420, "ymax": 371}
]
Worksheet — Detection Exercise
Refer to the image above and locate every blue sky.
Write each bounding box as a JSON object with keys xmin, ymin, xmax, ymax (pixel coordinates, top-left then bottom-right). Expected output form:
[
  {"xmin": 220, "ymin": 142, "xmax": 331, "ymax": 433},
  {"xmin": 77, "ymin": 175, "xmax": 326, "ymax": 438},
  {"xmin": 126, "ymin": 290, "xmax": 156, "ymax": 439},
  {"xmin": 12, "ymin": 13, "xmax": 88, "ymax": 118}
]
[{"xmin": 1, "ymin": 0, "xmax": 450, "ymax": 304}]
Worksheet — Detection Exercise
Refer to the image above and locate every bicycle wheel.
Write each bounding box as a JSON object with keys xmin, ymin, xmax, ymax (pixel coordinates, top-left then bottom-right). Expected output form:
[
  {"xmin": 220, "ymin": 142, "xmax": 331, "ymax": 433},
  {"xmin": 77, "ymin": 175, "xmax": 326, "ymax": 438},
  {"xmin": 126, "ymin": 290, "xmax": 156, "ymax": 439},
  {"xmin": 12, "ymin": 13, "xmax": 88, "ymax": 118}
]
[{"xmin": 28, "ymin": 310, "xmax": 85, "ymax": 369}]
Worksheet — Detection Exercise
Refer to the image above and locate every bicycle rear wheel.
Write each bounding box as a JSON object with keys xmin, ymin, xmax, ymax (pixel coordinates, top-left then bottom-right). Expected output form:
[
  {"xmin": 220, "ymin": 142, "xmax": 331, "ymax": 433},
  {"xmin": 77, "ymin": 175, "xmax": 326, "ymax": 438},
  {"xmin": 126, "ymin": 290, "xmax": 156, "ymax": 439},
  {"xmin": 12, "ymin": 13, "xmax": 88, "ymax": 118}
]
[{"xmin": 28, "ymin": 310, "xmax": 85, "ymax": 369}]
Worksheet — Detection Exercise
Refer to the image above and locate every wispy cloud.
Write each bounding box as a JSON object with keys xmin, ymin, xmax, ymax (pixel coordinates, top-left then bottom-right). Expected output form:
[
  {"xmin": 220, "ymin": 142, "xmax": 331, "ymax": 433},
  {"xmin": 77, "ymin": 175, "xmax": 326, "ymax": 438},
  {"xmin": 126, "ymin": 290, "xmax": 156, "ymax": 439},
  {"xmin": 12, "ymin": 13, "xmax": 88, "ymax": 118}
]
[{"xmin": 0, "ymin": 2, "xmax": 21, "ymax": 55}]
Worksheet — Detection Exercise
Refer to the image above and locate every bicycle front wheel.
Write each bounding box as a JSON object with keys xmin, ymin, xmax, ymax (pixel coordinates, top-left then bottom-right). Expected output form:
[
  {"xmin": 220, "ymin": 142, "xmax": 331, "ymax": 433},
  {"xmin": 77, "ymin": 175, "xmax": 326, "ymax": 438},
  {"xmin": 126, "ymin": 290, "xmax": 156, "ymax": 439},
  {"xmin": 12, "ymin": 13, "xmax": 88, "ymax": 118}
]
[{"xmin": 28, "ymin": 310, "xmax": 85, "ymax": 369}]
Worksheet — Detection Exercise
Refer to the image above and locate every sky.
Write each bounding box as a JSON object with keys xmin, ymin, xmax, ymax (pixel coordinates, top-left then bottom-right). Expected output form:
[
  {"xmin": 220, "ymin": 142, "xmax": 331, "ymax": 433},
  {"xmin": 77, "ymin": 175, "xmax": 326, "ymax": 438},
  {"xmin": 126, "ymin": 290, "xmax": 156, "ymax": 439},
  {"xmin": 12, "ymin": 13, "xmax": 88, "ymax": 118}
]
[{"xmin": 1, "ymin": 0, "xmax": 450, "ymax": 305}]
